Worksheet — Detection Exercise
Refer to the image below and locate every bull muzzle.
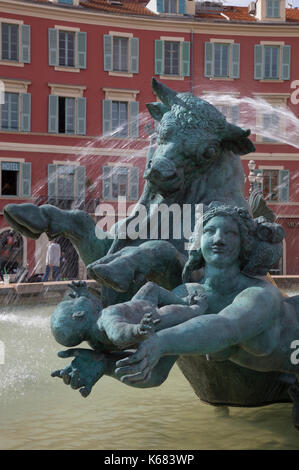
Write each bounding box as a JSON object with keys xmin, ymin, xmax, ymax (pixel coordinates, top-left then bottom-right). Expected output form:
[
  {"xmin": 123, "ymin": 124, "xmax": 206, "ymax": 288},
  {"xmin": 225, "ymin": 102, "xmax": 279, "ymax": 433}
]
[{"xmin": 144, "ymin": 158, "xmax": 177, "ymax": 183}]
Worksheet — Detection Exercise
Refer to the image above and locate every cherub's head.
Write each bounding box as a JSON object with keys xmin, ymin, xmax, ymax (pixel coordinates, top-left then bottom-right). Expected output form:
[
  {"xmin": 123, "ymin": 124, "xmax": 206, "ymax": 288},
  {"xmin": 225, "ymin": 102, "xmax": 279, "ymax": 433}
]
[{"xmin": 51, "ymin": 282, "xmax": 102, "ymax": 347}]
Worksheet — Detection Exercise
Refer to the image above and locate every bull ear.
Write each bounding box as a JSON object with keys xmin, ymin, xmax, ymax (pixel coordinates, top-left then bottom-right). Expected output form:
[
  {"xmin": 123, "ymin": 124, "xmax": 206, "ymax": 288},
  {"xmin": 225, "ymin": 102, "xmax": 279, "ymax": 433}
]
[
  {"xmin": 222, "ymin": 137, "xmax": 256, "ymax": 156},
  {"xmin": 221, "ymin": 125, "xmax": 256, "ymax": 156},
  {"xmin": 151, "ymin": 77, "xmax": 177, "ymax": 108},
  {"xmin": 146, "ymin": 102, "xmax": 169, "ymax": 121}
]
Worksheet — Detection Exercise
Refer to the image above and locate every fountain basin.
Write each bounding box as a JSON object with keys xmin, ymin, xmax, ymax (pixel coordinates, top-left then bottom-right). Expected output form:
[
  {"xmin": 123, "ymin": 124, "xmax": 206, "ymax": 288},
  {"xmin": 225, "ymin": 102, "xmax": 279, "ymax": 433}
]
[{"xmin": 0, "ymin": 303, "xmax": 298, "ymax": 450}]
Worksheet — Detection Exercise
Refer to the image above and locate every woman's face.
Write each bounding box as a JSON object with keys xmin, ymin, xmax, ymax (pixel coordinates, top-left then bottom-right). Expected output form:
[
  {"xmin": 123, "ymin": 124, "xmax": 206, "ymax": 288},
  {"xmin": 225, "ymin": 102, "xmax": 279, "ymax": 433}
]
[{"xmin": 201, "ymin": 215, "xmax": 241, "ymax": 268}]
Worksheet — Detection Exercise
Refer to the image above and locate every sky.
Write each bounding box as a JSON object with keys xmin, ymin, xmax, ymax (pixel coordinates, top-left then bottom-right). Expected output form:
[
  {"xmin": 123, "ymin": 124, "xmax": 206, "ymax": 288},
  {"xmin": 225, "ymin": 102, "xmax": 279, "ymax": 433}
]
[{"xmin": 146, "ymin": 0, "xmax": 299, "ymax": 12}]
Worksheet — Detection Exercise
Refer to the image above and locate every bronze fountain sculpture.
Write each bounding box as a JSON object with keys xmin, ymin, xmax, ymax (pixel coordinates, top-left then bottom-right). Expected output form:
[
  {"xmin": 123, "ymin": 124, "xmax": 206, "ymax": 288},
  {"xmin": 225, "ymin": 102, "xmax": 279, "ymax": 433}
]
[{"xmin": 4, "ymin": 78, "xmax": 299, "ymax": 429}]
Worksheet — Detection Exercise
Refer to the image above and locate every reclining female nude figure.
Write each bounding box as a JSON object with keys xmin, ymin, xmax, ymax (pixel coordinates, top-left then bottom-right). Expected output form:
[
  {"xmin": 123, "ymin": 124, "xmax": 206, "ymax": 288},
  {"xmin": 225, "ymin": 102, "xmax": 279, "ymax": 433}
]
[{"xmin": 51, "ymin": 204, "xmax": 299, "ymax": 429}]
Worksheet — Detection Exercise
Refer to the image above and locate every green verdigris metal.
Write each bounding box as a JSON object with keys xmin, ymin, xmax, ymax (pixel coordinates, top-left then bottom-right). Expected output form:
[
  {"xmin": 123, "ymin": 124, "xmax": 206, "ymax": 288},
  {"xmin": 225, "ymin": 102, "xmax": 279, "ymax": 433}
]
[{"xmin": 4, "ymin": 78, "xmax": 298, "ymax": 426}]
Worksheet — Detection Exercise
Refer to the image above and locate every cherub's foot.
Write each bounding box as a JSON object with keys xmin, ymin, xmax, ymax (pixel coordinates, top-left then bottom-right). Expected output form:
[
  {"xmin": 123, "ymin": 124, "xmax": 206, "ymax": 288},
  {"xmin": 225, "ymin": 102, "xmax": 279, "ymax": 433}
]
[
  {"xmin": 186, "ymin": 291, "xmax": 208, "ymax": 311},
  {"xmin": 87, "ymin": 262, "xmax": 134, "ymax": 293},
  {"xmin": 68, "ymin": 281, "xmax": 89, "ymax": 298},
  {"xmin": 136, "ymin": 312, "xmax": 161, "ymax": 339},
  {"xmin": 288, "ymin": 384, "xmax": 299, "ymax": 430}
]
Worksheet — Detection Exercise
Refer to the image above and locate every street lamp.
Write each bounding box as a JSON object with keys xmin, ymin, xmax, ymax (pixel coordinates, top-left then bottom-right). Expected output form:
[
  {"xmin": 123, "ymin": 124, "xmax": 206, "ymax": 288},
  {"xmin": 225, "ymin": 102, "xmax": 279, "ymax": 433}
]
[{"xmin": 248, "ymin": 160, "xmax": 263, "ymax": 195}]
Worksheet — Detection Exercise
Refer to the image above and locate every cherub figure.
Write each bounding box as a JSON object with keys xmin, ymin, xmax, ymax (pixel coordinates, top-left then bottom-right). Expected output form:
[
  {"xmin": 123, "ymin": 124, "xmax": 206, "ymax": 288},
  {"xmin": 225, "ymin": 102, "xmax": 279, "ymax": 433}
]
[{"xmin": 51, "ymin": 280, "xmax": 208, "ymax": 397}]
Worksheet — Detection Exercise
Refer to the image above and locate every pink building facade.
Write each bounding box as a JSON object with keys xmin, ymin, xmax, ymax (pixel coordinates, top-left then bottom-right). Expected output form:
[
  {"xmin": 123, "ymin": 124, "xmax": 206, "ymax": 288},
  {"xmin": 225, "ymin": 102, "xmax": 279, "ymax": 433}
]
[{"xmin": 0, "ymin": 0, "xmax": 298, "ymax": 277}]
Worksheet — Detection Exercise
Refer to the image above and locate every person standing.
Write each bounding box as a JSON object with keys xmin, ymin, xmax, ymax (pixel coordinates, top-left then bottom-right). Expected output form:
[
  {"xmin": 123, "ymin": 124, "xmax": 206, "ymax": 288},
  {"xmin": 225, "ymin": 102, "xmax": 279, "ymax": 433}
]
[{"xmin": 43, "ymin": 239, "xmax": 61, "ymax": 282}]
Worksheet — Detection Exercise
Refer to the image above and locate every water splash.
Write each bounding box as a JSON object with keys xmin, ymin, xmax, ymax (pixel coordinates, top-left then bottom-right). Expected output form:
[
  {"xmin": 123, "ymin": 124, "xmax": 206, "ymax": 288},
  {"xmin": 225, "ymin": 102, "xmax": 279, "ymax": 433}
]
[{"xmin": 201, "ymin": 93, "xmax": 299, "ymax": 149}]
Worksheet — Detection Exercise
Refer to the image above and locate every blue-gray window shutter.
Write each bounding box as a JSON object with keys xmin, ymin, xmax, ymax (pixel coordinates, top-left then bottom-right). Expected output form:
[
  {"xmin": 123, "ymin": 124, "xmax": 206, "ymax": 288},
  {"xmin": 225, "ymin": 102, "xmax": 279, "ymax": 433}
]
[
  {"xmin": 157, "ymin": 0, "xmax": 164, "ymax": 12},
  {"xmin": 178, "ymin": 0, "xmax": 186, "ymax": 14},
  {"xmin": 104, "ymin": 34, "xmax": 113, "ymax": 71},
  {"xmin": 21, "ymin": 162, "xmax": 31, "ymax": 197},
  {"xmin": 102, "ymin": 166, "xmax": 111, "ymax": 200},
  {"xmin": 129, "ymin": 167, "xmax": 139, "ymax": 201},
  {"xmin": 254, "ymin": 44, "xmax": 263, "ymax": 80},
  {"xmin": 130, "ymin": 37, "xmax": 139, "ymax": 74},
  {"xmin": 48, "ymin": 95, "xmax": 58, "ymax": 133},
  {"xmin": 102, "ymin": 100, "xmax": 112, "ymax": 136},
  {"xmin": 21, "ymin": 93, "xmax": 31, "ymax": 132},
  {"xmin": 279, "ymin": 169, "xmax": 289, "ymax": 202},
  {"xmin": 21, "ymin": 24, "xmax": 30, "ymax": 63},
  {"xmin": 281, "ymin": 45, "xmax": 291, "ymax": 80},
  {"xmin": 48, "ymin": 164, "xmax": 57, "ymax": 198},
  {"xmin": 230, "ymin": 43, "xmax": 240, "ymax": 79},
  {"xmin": 204, "ymin": 42, "xmax": 213, "ymax": 78},
  {"xmin": 76, "ymin": 97, "xmax": 86, "ymax": 135},
  {"xmin": 75, "ymin": 165, "xmax": 86, "ymax": 202},
  {"xmin": 77, "ymin": 31, "xmax": 87, "ymax": 69},
  {"xmin": 48, "ymin": 28, "xmax": 58, "ymax": 66},
  {"xmin": 155, "ymin": 40, "xmax": 163, "ymax": 75},
  {"xmin": 129, "ymin": 101, "xmax": 139, "ymax": 138},
  {"xmin": 181, "ymin": 41, "xmax": 190, "ymax": 77}
]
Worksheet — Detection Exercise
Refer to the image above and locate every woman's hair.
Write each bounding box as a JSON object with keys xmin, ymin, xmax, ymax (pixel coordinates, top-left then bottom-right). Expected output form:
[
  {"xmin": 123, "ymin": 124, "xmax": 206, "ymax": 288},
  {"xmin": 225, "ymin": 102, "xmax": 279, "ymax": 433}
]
[{"xmin": 182, "ymin": 204, "xmax": 285, "ymax": 282}]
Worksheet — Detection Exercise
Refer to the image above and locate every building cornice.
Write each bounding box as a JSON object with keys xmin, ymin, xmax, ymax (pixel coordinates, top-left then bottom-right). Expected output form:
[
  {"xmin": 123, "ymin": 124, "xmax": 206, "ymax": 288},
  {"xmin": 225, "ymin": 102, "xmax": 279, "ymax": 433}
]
[{"xmin": 1, "ymin": 0, "xmax": 299, "ymax": 36}]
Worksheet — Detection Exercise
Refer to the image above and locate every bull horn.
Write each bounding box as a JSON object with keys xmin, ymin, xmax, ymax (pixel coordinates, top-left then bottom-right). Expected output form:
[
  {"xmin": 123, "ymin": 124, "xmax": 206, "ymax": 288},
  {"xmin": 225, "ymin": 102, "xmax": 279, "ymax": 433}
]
[{"xmin": 151, "ymin": 77, "xmax": 177, "ymax": 109}]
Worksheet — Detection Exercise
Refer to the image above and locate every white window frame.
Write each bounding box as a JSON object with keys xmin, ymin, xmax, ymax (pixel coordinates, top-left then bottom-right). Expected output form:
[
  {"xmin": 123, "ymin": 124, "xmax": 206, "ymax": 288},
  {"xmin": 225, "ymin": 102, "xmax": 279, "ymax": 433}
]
[
  {"xmin": 0, "ymin": 156, "xmax": 24, "ymax": 199},
  {"xmin": 0, "ymin": 18, "xmax": 25, "ymax": 68},
  {"xmin": 102, "ymin": 163, "xmax": 138, "ymax": 202},
  {"xmin": 257, "ymin": 41, "xmax": 287, "ymax": 82},
  {"xmin": 107, "ymin": 31, "xmax": 134, "ymax": 78},
  {"xmin": 159, "ymin": 36, "xmax": 185, "ymax": 81},
  {"xmin": 48, "ymin": 83, "xmax": 86, "ymax": 135},
  {"xmin": 0, "ymin": 79, "xmax": 31, "ymax": 132},
  {"xmin": 206, "ymin": 38, "xmax": 236, "ymax": 81},
  {"xmin": 163, "ymin": 0, "xmax": 179, "ymax": 14},
  {"xmin": 53, "ymin": 25, "xmax": 80, "ymax": 73},
  {"xmin": 102, "ymin": 88, "xmax": 139, "ymax": 139},
  {"xmin": 253, "ymin": 93, "xmax": 290, "ymax": 144}
]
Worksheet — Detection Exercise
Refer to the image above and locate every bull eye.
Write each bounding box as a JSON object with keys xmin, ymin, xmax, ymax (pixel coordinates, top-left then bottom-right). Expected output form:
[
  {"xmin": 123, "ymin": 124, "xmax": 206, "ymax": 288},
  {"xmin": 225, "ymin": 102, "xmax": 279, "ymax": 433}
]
[{"xmin": 148, "ymin": 160, "xmax": 152, "ymax": 168}]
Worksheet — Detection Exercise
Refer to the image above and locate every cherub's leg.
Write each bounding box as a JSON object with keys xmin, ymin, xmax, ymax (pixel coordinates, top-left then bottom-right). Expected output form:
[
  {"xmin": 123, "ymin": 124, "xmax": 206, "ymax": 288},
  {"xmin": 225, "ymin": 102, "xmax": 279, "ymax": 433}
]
[
  {"xmin": 132, "ymin": 281, "xmax": 186, "ymax": 307},
  {"xmin": 87, "ymin": 240, "xmax": 183, "ymax": 294},
  {"xmin": 87, "ymin": 251, "xmax": 137, "ymax": 293},
  {"xmin": 288, "ymin": 374, "xmax": 299, "ymax": 430}
]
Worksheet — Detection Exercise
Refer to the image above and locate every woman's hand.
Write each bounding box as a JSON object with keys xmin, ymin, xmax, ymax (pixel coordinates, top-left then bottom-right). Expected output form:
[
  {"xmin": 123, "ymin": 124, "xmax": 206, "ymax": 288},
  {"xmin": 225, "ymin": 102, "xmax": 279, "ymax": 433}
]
[
  {"xmin": 115, "ymin": 334, "xmax": 162, "ymax": 385},
  {"xmin": 51, "ymin": 348, "xmax": 107, "ymax": 397}
]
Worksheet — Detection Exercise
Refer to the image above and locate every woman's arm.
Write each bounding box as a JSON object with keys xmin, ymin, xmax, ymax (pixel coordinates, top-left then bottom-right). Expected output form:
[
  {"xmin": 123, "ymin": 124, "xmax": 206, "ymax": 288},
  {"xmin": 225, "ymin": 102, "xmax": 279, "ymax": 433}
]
[
  {"xmin": 158, "ymin": 285, "xmax": 281, "ymax": 356},
  {"xmin": 115, "ymin": 284, "xmax": 282, "ymax": 384}
]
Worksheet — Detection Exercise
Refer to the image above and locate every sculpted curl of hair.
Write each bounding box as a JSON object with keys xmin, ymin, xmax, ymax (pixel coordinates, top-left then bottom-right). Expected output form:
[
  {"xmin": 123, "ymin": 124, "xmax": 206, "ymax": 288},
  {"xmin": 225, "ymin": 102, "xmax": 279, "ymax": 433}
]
[{"xmin": 182, "ymin": 205, "xmax": 285, "ymax": 282}]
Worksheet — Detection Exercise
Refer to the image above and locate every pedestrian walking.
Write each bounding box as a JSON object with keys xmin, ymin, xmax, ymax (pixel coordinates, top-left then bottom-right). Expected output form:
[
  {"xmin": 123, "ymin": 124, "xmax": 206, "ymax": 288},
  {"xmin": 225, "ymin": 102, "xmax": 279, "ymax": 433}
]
[{"xmin": 42, "ymin": 239, "xmax": 61, "ymax": 282}]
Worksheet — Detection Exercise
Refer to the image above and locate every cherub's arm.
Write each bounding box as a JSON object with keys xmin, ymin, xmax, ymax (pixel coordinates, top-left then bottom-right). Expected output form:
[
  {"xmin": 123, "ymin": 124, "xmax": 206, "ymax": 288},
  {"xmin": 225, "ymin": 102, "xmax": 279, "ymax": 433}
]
[{"xmin": 51, "ymin": 347, "xmax": 178, "ymax": 397}]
